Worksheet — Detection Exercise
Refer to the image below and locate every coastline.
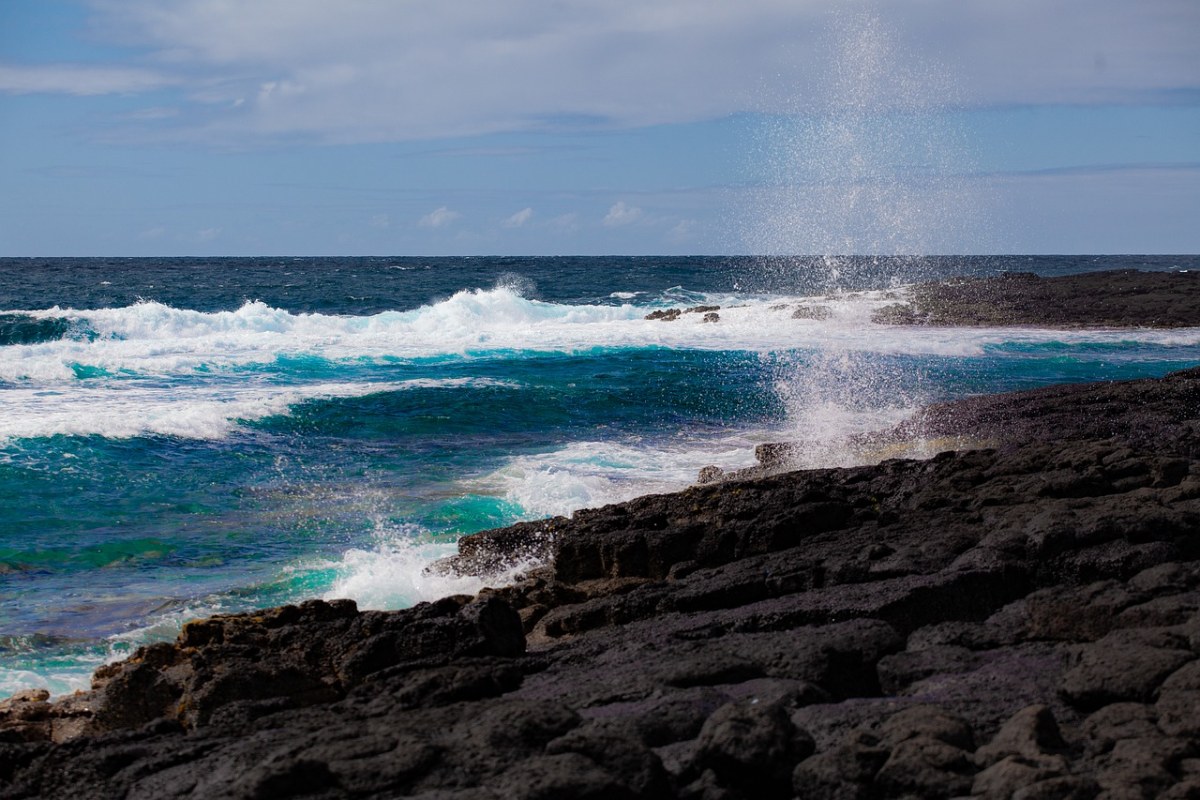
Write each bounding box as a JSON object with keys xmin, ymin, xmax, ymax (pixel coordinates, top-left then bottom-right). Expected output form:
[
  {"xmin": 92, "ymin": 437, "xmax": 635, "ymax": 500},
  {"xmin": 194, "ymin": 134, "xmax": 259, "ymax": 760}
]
[{"xmin": 4, "ymin": 270, "xmax": 1200, "ymax": 798}]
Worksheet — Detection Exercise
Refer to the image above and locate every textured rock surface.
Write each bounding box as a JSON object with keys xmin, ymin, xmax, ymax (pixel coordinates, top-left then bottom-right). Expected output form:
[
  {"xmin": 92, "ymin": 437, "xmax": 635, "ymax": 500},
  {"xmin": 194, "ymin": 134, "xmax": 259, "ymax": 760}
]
[
  {"xmin": 5, "ymin": 366, "xmax": 1200, "ymax": 798},
  {"xmin": 872, "ymin": 269, "xmax": 1200, "ymax": 328}
]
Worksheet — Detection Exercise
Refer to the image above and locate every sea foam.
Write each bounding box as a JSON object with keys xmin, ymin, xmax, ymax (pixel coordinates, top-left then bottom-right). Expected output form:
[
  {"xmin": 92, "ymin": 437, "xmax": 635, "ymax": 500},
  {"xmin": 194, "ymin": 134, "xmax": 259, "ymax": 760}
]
[
  {"xmin": 6, "ymin": 289, "xmax": 1200, "ymax": 387},
  {"xmin": 4, "ymin": 288, "xmax": 1200, "ymax": 444},
  {"xmin": 0, "ymin": 378, "xmax": 515, "ymax": 441}
]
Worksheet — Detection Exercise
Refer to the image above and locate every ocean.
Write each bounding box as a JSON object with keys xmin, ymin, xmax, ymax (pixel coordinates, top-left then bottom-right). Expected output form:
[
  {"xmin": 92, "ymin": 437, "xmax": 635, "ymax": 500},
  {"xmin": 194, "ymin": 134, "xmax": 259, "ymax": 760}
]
[{"xmin": 2, "ymin": 254, "xmax": 1199, "ymax": 697}]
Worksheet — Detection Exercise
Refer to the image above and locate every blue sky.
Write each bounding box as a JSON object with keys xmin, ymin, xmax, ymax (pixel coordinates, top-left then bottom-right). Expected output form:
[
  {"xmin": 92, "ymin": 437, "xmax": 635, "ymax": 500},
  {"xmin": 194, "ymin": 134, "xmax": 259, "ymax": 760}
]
[{"xmin": 1, "ymin": 0, "xmax": 1197, "ymax": 256}]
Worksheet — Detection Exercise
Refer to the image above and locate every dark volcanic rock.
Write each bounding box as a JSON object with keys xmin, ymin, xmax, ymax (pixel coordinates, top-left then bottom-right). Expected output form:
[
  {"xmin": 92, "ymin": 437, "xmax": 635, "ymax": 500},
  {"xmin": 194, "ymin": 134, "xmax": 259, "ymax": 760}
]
[
  {"xmin": 872, "ymin": 269, "xmax": 1200, "ymax": 328},
  {"xmin": 7, "ymin": 365, "xmax": 1200, "ymax": 798}
]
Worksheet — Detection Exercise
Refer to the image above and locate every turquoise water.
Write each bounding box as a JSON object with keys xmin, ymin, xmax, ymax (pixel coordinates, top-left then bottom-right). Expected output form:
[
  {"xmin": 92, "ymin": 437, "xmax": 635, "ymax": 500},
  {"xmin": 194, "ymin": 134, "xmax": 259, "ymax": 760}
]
[{"xmin": 2, "ymin": 255, "xmax": 1198, "ymax": 695}]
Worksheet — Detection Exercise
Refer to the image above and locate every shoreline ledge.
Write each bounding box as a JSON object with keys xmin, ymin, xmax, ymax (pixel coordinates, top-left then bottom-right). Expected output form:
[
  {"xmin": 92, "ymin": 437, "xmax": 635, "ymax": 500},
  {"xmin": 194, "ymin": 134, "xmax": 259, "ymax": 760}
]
[
  {"xmin": 872, "ymin": 268, "xmax": 1200, "ymax": 328},
  {"xmin": 1, "ymin": 282, "xmax": 1200, "ymax": 798}
]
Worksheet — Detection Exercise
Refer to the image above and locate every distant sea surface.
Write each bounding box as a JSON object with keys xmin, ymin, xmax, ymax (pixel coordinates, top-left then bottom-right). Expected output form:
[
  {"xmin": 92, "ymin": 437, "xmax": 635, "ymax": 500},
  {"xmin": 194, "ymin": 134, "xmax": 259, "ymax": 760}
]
[{"xmin": 2, "ymin": 254, "xmax": 1198, "ymax": 696}]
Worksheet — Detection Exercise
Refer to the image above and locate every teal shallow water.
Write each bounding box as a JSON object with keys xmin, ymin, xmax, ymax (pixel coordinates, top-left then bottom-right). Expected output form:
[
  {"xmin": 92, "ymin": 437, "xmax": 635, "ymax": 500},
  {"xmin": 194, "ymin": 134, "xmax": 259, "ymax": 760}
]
[{"xmin": 2, "ymin": 255, "xmax": 1199, "ymax": 696}]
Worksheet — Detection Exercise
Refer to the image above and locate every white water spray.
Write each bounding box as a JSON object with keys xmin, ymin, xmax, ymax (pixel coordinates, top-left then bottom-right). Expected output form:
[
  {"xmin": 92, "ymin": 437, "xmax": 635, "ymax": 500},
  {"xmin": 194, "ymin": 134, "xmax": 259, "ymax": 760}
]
[{"xmin": 748, "ymin": 11, "xmax": 984, "ymax": 462}]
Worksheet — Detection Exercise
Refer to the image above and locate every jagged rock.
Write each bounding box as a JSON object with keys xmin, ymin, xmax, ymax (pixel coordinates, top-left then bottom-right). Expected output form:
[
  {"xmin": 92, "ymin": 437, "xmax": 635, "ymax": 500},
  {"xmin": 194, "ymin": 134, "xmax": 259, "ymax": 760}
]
[
  {"xmin": 876, "ymin": 645, "xmax": 980, "ymax": 694},
  {"xmin": 871, "ymin": 270, "xmax": 1200, "ymax": 328},
  {"xmin": 874, "ymin": 735, "xmax": 976, "ymax": 798},
  {"xmin": 1097, "ymin": 736, "xmax": 1199, "ymax": 798},
  {"xmin": 8, "ymin": 366, "xmax": 1200, "ymax": 798},
  {"xmin": 546, "ymin": 726, "xmax": 671, "ymax": 799},
  {"xmin": 1011, "ymin": 775, "xmax": 1100, "ymax": 800},
  {"xmin": 791, "ymin": 306, "xmax": 832, "ymax": 320},
  {"xmin": 1024, "ymin": 582, "xmax": 1134, "ymax": 642},
  {"xmin": 487, "ymin": 752, "xmax": 636, "ymax": 800},
  {"xmin": 972, "ymin": 756, "xmax": 1067, "ymax": 798},
  {"xmin": 754, "ymin": 442, "xmax": 797, "ymax": 468},
  {"xmin": 1060, "ymin": 629, "xmax": 1195, "ymax": 710},
  {"xmin": 792, "ymin": 737, "xmax": 890, "ymax": 800},
  {"xmin": 878, "ymin": 706, "xmax": 975, "ymax": 751},
  {"xmin": 44, "ymin": 595, "xmax": 525, "ymax": 737},
  {"xmin": 974, "ymin": 704, "xmax": 1067, "ymax": 767},
  {"xmin": 1155, "ymin": 690, "xmax": 1200, "ymax": 738},
  {"xmin": 690, "ymin": 699, "xmax": 814, "ymax": 797}
]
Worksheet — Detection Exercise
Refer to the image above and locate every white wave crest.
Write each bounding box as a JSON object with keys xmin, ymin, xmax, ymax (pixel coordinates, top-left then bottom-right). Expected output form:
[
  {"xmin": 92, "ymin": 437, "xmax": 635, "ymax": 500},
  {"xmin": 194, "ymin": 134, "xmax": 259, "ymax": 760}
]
[
  {"xmin": 469, "ymin": 436, "xmax": 762, "ymax": 519},
  {"xmin": 319, "ymin": 527, "xmax": 531, "ymax": 610},
  {"xmin": 5, "ymin": 288, "xmax": 1200, "ymax": 385},
  {"xmin": 0, "ymin": 378, "xmax": 513, "ymax": 441}
]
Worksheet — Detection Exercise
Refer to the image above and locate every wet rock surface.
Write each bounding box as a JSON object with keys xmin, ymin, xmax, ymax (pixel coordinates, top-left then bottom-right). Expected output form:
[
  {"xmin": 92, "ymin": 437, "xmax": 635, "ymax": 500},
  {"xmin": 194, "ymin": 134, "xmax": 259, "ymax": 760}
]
[{"xmin": 5, "ymin": 365, "xmax": 1200, "ymax": 797}]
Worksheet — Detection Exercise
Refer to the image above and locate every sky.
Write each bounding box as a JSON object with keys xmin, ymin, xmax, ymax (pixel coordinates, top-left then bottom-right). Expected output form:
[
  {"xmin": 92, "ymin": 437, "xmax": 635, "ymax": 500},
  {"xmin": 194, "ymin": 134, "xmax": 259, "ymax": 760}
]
[{"xmin": 0, "ymin": 0, "xmax": 1197, "ymax": 256}]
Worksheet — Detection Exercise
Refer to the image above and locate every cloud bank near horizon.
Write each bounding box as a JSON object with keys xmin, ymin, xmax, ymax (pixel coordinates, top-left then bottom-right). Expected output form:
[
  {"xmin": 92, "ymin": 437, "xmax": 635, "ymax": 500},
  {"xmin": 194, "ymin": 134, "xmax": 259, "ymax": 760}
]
[{"xmin": 3, "ymin": 0, "xmax": 1196, "ymax": 145}]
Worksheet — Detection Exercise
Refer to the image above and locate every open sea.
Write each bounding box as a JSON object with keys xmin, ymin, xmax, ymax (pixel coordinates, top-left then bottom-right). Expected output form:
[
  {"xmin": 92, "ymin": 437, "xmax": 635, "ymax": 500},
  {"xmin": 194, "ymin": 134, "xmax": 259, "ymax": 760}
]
[{"xmin": 2, "ymin": 254, "xmax": 1199, "ymax": 697}]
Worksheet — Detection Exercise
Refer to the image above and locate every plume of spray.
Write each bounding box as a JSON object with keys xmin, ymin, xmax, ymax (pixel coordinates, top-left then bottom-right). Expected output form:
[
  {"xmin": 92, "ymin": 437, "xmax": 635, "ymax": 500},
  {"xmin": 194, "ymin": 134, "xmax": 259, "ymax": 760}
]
[{"xmin": 746, "ymin": 10, "xmax": 983, "ymax": 465}]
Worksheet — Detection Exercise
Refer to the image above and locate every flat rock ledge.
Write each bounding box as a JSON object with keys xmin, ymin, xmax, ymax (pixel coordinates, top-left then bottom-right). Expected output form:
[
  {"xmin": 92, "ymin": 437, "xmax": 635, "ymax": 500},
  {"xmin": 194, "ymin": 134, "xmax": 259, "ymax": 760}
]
[
  {"xmin": 6, "ymin": 367, "xmax": 1200, "ymax": 799},
  {"xmin": 873, "ymin": 269, "xmax": 1200, "ymax": 328}
]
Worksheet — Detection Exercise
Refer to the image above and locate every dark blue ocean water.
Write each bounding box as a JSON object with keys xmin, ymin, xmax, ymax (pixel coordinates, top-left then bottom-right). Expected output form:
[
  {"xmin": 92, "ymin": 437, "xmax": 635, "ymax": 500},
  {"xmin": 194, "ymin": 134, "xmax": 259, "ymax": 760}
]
[{"xmin": 2, "ymin": 254, "xmax": 1198, "ymax": 695}]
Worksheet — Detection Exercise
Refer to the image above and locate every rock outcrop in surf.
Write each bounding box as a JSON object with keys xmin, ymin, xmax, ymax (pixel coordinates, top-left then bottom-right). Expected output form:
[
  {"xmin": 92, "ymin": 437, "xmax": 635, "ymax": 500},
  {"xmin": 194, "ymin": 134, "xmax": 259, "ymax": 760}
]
[{"xmin": 873, "ymin": 269, "xmax": 1200, "ymax": 328}]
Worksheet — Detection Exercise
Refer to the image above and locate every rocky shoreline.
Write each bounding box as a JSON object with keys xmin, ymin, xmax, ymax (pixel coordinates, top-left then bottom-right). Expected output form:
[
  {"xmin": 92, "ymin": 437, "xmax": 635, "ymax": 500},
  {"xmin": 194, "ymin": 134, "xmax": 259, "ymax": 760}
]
[{"xmin": 3, "ymin": 270, "xmax": 1200, "ymax": 799}]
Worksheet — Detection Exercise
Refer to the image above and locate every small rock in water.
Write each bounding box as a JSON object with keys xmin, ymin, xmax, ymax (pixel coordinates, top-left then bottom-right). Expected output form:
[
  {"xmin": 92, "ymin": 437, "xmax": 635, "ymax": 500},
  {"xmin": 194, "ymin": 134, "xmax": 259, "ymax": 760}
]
[
  {"xmin": 702, "ymin": 312, "xmax": 720, "ymax": 323},
  {"xmin": 645, "ymin": 308, "xmax": 681, "ymax": 321},
  {"xmin": 792, "ymin": 306, "xmax": 832, "ymax": 320},
  {"xmin": 755, "ymin": 442, "xmax": 798, "ymax": 468}
]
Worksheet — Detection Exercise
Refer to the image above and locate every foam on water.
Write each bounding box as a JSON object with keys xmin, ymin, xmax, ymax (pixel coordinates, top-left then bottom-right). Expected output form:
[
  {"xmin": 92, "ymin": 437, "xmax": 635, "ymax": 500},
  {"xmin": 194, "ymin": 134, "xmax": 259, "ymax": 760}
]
[
  {"xmin": 5, "ymin": 287, "xmax": 1199, "ymax": 444},
  {"xmin": 7, "ymin": 290, "xmax": 1200, "ymax": 388},
  {"xmin": 0, "ymin": 659, "xmax": 102, "ymax": 698},
  {"xmin": 320, "ymin": 525, "xmax": 534, "ymax": 610},
  {"xmin": 310, "ymin": 435, "xmax": 770, "ymax": 616},
  {"xmin": 468, "ymin": 434, "xmax": 764, "ymax": 519},
  {"xmin": 0, "ymin": 378, "xmax": 517, "ymax": 441}
]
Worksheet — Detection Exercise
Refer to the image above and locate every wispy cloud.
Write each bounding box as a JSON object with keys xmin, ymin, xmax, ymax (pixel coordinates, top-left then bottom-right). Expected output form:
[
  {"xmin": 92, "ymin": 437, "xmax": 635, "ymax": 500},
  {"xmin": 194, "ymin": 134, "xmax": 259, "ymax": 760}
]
[
  {"xmin": 503, "ymin": 207, "xmax": 534, "ymax": 228},
  {"xmin": 603, "ymin": 201, "xmax": 642, "ymax": 227},
  {"xmin": 418, "ymin": 206, "xmax": 460, "ymax": 228},
  {"xmin": 15, "ymin": 0, "xmax": 1195, "ymax": 144},
  {"xmin": 0, "ymin": 63, "xmax": 178, "ymax": 95}
]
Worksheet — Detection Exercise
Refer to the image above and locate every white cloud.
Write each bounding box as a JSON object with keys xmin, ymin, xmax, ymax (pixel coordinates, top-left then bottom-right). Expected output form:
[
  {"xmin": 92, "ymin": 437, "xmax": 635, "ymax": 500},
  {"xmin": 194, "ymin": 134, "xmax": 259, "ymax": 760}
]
[
  {"xmin": 503, "ymin": 207, "xmax": 534, "ymax": 228},
  {"xmin": 418, "ymin": 206, "xmax": 460, "ymax": 228},
  {"xmin": 14, "ymin": 1, "xmax": 1199, "ymax": 143},
  {"xmin": 603, "ymin": 201, "xmax": 642, "ymax": 227}
]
